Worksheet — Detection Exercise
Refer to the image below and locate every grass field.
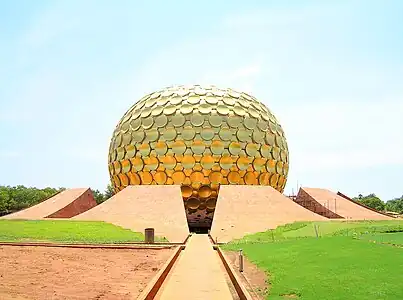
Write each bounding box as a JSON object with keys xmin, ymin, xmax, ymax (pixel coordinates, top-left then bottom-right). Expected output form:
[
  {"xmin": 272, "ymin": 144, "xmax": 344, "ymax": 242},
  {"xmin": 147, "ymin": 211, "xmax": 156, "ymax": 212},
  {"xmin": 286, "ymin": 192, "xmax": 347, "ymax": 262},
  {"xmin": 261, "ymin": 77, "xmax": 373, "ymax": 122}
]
[
  {"xmin": 223, "ymin": 220, "xmax": 403, "ymax": 300},
  {"xmin": 0, "ymin": 219, "xmax": 152, "ymax": 243}
]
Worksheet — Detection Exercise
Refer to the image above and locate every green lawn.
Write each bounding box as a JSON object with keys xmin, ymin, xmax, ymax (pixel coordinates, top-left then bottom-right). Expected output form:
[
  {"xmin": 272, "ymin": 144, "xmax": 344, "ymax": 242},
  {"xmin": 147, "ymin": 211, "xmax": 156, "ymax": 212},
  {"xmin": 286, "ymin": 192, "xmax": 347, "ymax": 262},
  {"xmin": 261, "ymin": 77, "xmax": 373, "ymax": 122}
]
[
  {"xmin": 223, "ymin": 220, "xmax": 403, "ymax": 300},
  {"xmin": 360, "ymin": 232, "xmax": 403, "ymax": 246},
  {"xmin": 0, "ymin": 219, "xmax": 149, "ymax": 243}
]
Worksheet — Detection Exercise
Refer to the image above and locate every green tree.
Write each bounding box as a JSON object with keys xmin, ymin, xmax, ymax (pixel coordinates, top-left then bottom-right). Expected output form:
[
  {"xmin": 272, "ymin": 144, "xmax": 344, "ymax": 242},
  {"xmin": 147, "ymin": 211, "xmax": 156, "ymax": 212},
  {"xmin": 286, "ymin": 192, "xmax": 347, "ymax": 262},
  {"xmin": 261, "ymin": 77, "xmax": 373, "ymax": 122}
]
[
  {"xmin": 104, "ymin": 183, "xmax": 114, "ymax": 199},
  {"xmin": 354, "ymin": 193, "xmax": 385, "ymax": 211},
  {"xmin": 92, "ymin": 189, "xmax": 106, "ymax": 204},
  {"xmin": 385, "ymin": 196, "xmax": 403, "ymax": 213}
]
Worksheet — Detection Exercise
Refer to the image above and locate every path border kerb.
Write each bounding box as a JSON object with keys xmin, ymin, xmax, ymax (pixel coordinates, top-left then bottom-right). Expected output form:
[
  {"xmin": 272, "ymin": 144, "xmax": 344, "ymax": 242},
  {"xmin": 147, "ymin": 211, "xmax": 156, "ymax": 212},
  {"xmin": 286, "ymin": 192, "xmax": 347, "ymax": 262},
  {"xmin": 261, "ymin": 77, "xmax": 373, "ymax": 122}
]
[
  {"xmin": 0, "ymin": 242, "xmax": 174, "ymax": 250},
  {"xmin": 214, "ymin": 245, "xmax": 254, "ymax": 300},
  {"xmin": 137, "ymin": 245, "xmax": 185, "ymax": 300}
]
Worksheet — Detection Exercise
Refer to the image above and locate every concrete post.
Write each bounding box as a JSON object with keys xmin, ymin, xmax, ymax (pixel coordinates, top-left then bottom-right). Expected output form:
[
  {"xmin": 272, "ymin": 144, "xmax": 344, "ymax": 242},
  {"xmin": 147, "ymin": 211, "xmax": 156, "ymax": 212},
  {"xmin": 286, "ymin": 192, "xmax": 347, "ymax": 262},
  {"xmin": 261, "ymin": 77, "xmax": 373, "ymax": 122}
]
[{"xmin": 239, "ymin": 249, "xmax": 244, "ymax": 272}]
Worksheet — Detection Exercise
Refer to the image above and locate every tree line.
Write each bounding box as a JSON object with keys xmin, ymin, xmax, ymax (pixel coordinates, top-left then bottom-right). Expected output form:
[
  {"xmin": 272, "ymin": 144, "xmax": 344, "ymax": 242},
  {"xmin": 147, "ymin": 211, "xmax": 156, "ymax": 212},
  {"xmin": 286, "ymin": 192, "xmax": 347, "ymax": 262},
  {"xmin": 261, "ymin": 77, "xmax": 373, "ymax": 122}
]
[
  {"xmin": 0, "ymin": 184, "xmax": 402, "ymax": 217},
  {"xmin": 0, "ymin": 184, "xmax": 115, "ymax": 216}
]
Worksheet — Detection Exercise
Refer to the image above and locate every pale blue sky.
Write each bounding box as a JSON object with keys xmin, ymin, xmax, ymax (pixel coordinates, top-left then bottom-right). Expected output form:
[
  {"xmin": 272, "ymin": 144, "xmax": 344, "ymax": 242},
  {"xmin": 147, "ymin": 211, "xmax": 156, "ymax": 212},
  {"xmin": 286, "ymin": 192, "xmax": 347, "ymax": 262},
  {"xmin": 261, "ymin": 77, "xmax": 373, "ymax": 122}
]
[{"xmin": 1, "ymin": 0, "xmax": 402, "ymax": 200}]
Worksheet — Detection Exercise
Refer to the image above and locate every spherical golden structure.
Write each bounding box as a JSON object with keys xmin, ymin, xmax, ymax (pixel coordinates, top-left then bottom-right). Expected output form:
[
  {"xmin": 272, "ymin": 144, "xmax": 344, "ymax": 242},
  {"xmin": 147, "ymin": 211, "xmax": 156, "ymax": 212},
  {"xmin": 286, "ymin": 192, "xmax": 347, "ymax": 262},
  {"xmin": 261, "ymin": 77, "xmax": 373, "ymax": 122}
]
[{"xmin": 108, "ymin": 85, "xmax": 289, "ymax": 227}]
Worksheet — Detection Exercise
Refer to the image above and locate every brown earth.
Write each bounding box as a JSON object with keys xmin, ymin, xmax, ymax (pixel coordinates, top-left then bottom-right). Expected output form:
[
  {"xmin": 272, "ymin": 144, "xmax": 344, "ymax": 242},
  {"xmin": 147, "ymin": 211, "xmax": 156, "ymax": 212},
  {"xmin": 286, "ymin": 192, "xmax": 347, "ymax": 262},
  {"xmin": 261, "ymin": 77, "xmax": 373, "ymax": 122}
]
[
  {"xmin": 224, "ymin": 250, "xmax": 268, "ymax": 299},
  {"xmin": 0, "ymin": 245, "xmax": 173, "ymax": 300}
]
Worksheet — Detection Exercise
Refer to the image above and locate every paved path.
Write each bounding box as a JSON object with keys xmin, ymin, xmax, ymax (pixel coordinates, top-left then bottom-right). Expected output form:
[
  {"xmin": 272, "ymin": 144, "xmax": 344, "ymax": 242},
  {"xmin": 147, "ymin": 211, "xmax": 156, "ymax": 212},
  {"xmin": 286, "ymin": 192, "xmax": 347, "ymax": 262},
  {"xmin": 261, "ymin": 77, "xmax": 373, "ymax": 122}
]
[{"xmin": 156, "ymin": 234, "xmax": 233, "ymax": 300}]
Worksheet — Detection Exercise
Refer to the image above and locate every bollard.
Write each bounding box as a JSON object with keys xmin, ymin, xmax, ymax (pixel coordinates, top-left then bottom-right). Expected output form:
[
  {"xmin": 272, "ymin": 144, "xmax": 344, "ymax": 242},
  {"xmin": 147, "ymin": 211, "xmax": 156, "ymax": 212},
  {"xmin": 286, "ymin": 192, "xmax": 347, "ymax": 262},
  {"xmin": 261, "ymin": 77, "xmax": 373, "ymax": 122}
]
[
  {"xmin": 239, "ymin": 249, "xmax": 244, "ymax": 272},
  {"xmin": 145, "ymin": 228, "xmax": 155, "ymax": 244}
]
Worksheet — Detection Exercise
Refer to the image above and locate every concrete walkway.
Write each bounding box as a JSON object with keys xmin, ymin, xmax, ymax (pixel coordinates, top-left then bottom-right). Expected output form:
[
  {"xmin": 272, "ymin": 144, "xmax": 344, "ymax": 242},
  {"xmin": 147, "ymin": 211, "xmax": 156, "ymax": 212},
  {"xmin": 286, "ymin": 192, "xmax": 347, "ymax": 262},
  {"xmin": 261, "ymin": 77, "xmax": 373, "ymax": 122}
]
[{"xmin": 156, "ymin": 234, "xmax": 233, "ymax": 300}]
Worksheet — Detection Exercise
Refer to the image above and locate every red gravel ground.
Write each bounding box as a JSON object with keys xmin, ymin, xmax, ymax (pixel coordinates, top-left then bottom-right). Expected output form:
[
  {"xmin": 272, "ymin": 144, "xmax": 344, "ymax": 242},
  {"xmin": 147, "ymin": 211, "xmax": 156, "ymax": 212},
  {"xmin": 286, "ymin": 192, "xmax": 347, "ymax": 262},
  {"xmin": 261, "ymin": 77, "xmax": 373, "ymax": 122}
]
[{"xmin": 0, "ymin": 246, "xmax": 173, "ymax": 300}]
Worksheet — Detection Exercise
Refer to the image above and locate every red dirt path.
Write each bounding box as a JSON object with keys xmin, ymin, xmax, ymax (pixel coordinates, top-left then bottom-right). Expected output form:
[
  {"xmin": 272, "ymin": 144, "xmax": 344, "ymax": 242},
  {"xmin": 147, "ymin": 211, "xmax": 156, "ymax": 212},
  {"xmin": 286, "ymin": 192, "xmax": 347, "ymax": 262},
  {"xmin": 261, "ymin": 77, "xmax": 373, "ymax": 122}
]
[{"xmin": 0, "ymin": 246, "xmax": 173, "ymax": 300}]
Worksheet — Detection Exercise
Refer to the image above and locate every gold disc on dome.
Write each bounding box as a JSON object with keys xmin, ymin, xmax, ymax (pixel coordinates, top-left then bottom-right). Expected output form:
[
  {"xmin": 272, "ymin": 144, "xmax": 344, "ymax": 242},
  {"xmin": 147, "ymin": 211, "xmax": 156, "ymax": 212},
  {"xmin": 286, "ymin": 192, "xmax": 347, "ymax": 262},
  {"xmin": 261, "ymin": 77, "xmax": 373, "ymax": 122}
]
[
  {"xmin": 228, "ymin": 171, "xmax": 241, "ymax": 184},
  {"xmin": 222, "ymin": 96, "xmax": 236, "ymax": 106},
  {"xmin": 161, "ymin": 89, "xmax": 174, "ymax": 97},
  {"xmin": 218, "ymin": 128, "xmax": 232, "ymax": 141},
  {"xmin": 128, "ymin": 172, "xmax": 141, "ymax": 185},
  {"xmin": 186, "ymin": 197, "xmax": 200, "ymax": 210},
  {"xmin": 121, "ymin": 159, "xmax": 131, "ymax": 173},
  {"xmin": 141, "ymin": 107, "xmax": 152, "ymax": 118},
  {"xmin": 190, "ymin": 171, "xmax": 204, "ymax": 183},
  {"xmin": 236, "ymin": 129, "xmax": 250, "ymax": 142},
  {"xmin": 157, "ymin": 96, "xmax": 169, "ymax": 106},
  {"xmin": 140, "ymin": 171, "xmax": 153, "ymax": 185},
  {"xmin": 153, "ymin": 171, "xmax": 167, "ymax": 184},
  {"xmin": 191, "ymin": 140, "xmax": 206, "ymax": 154},
  {"xmin": 206, "ymin": 198, "xmax": 217, "ymax": 209},
  {"xmin": 237, "ymin": 157, "xmax": 250, "ymax": 170},
  {"xmin": 265, "ymin": 132, "xmax": 275, "ymax": 145},
  {"xmin": 155, "ymin": 141, "xmax": 168, "ymax": 155},
  {"xmin": 227, "ymin": 116, "xmax": 242, "ymax": 128},
  {"xmin": 122, "ymin": 133, "xmax": 132, "ymax": 146},
  {"xmin": 276, "ymin": 161, "xmax": 284, "ymax": 174},
  {"xmin": 163, "ymin": 128, "xmax": 179, "ymax": 142},
  {"xmin": 116, "ymin": 147, "xmax": 125, "ymax": 160},
  {"xmin": 113, "ymin": 161, "xmax": 122, "ymax": 174},
  {"xmin": 190, "ymin": 114, "xmax": 205, "ymax": 127},
  {"xmin": 144, "ymin": 156, "xmax": 159, "ymax": 170},
  {"xmin": 252, "ymin": 130, "xmax": 265, "ymax": 143},
  {"xmin": 187, "ymin": 95, "xmax": 201, "ymax": 104},
  {"xmin": 194, "ymin": 86, "xmax": 207, "ymax": 96},
  {"xmin": 201, "ymin": 155, "xmax": 215, "ymax": 169},
  {"xmin": 180, "ymin": 103, "xmax": 193, "ymax": 114},
  {"xmin": 199, "ymin": 103, "xmax": 212, "ymax": 114},
  {"xmin": 118, "ymin": 173, "xmax": 129, "ymax": 186},
  {"xmin": 145, "ymin": 129, "xmax": 159, "ymax": 142},
  {"xmin": 278, "ymin": 175, "xmax": 285, "ymax": 187},
  {"xmin": 141, "ymin": 117, "xmax": 154, "ymax": 129},
  {"xmin": 155, "ymin": 114, "xmax": 168, "ymax": 127},
  {"xmin": 200, "ymin": 127, "xmax": 215, "ymax": 140},
  {"xmin": 206, "ymin": 95, "xmax": 219, "ymax": 104},
  {"xmin": 162, "ymin": 155, "xmax": 176, "ymax": 169},
  {"xmin": 163, "ymin": 105, "xmax": 177, "ymax": 115},
  {"xmin": 171, "ymin": 114, "xmax": 186, "ymax": 127},
  {"xmin": 260, "ymin": 145, "xmax": 272, "ymax": 158},
  {"xmin": 253, "ymin": 158, "xmax": 266, "ymax": 171},
  {"xmin": 257, "ymin": 120, "xmax": 268, "ymax": 131},
  {"xmin": 219, "ymin": 155, "xmax": 233, "ymax": 169},
  {"xmin": 266, "ymin": 159, "xmax": 276, "ymax": 173},
  {"xmin": 244, "ymin": 171, "xmax": 257, "ymax": 185},
  {"xmin": 217, "ymin": 105, "xmax": 230, "ymax": 115},
  {"xmin": 182, "ymin": 155, "xmax": 196, "ymax": 169},
  {"xmin": 172, "ymin": 171, "xmax": 186, "ymax": 184},
  {"xmin": 169, "ymin": 95, "xmax": 182, "ymax": 105},
  {"xmin": 198, "ymin": 185, "xmax": 212, "ymax": 198},
  {"xmin": 132, "ymin": 131, "xmax": 145, "ymax": 143},
  {"xmin": 130, "ymin": 157, "xmax": 144, "ymax": 171},
  {"xmin": 245, "ymin": 143, "xmax": 258, "ymax": 156},
  {"xmin": 280, "ymin": 149, "xmax": 288, "ymax": 162},
  {"xmin": 182, "ymin": 127, "xmax": 196, "ymax": 140},
  {"xmin": 229, "ymin": 141, "xmax": 242, "ymax": 155},
  {"xmin": 209, "ymin": 115, "xmax": 223, "ymax": 127},
  {"xmin": 130, "ymin": 118, "xmax": 141, "ymax": 131},
  {"xmin": 209, "ymin": 171, "xmax": 223, "ymax": 184},
  {"xmin": 258, "ymin": 172, "xmax": 271, "ymax": 185},
  {"xmin": 270, "ymin": 173, "xmax": 279, "ymax": 186},
  {"xmin": 138, "ymin": 143, "xmax": 151, "ymax": 156},
  {"xmin": 244, "ymin": 117, "xmax": 257, "ymax": 130},
  {"xmin": 272, "ymin": 146, "xmax": 280, "ymax": 160},
  {"xmin": 211, "ymin": 140, "xmax": 224, "ymax": 155}
]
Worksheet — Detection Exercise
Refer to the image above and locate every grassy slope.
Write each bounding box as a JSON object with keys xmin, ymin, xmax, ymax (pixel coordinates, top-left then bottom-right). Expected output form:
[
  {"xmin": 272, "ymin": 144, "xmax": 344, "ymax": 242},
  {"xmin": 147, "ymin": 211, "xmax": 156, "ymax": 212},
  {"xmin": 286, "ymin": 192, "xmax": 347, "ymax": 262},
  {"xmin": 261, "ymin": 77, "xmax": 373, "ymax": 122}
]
[
  {"xmin": 223, "ymin": 220, "xmax": 403, "ymax": 300},
  {"xmin": 361, "ymin": 232, "xmax": 403, "ymax": 246},
  {"xmin": 0, "ymin": 219, "xmax": 146, "ymax": 243}
]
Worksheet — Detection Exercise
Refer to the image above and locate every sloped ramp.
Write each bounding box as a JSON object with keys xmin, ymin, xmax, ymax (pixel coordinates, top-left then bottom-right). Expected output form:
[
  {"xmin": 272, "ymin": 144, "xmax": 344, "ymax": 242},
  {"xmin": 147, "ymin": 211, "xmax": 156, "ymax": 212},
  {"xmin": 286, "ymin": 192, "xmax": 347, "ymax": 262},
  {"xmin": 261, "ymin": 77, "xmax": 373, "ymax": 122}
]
[
  {"xmin": 297, "ymin": 187, "xmax": 393, "ymax": 220},
  {"xmin": 2, "ymin": 188, "xmax": 96, "ymax": 219},
  {"xmin": 210, "ymin": 186, "xmax": 326, "ymax": 243},
  {"xmin": 73, "ymin": 185, "xmax": 189, "ymax": 243}
]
